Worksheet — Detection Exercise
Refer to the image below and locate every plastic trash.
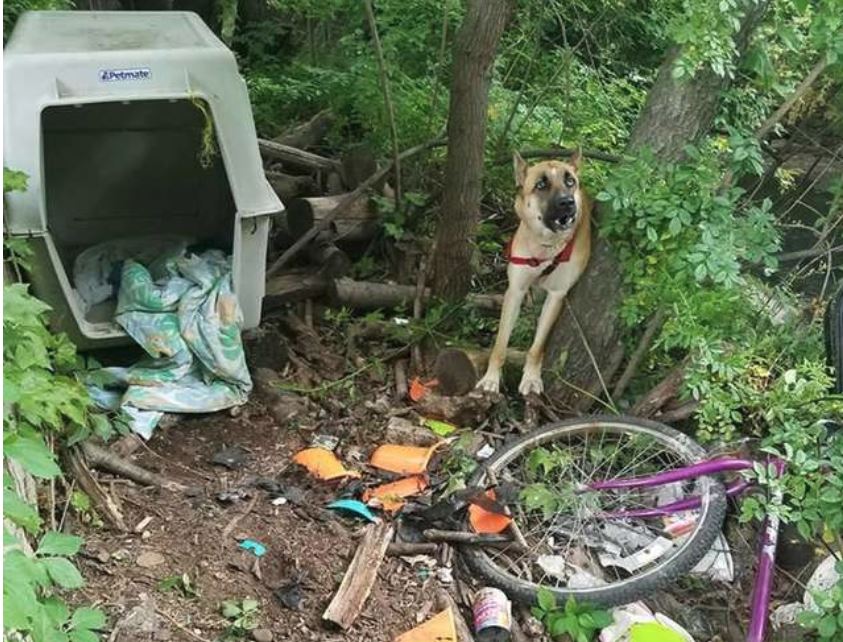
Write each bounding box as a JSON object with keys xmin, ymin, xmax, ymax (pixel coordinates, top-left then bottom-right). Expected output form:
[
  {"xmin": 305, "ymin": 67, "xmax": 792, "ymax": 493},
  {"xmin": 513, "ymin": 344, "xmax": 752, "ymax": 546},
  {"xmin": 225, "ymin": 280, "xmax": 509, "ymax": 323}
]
[
  {"xmin": 310, "ymin": 434, "xmax": 340, "ymax": 451},
  {"xmin": 600, "ymin": 602, "xmax": 694, "ymax": 642},
  {"xmin": 771, "ymin": 553, "xmax": 840, "ymax": 630},
  {"xmin": 409, "ymin": 378, "xmax": 438, "ymax": 402},
  {"xmin": 370, "ymin": 443, "xmax": 442, "ymax": 475},
  {"xmin": 326, "ymin": 499, "xmax": 379, "ymax": 523},
  {"xmin": 423, "ymin": 418, "xmax": 457, "ymax": 437},
  {"xmin": 293, "ymin": 448, "xmax": 361, "ymax": 481},
  {"xmin": 468, "ymin": 490, "xmax": 512, "ymax": 534},
  {"xmin": 238, "ymin": 539, "xmax": 266, "ymax": 557},
  {"xmin": 363, "ymin": 475, "xmax": 428, "ymax": 513},
  {"xmin": 394, "ymin": 608, "xmax": 457, "ymax": 642}
]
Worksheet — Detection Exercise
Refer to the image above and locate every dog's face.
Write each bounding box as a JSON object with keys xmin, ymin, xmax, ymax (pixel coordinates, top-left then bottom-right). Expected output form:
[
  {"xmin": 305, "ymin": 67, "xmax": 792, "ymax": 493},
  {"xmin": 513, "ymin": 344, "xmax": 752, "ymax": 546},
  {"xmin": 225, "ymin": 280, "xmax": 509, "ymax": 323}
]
[{"xmin": 513, "ymin": 151, "xmax": 583, "ymax": 238}]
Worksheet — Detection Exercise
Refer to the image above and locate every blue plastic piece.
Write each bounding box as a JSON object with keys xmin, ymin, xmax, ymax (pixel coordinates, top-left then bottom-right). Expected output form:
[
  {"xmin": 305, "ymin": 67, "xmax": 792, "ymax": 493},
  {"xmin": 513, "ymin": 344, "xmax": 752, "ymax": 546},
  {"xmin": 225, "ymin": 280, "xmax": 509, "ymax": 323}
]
[
  {"xmin": 238, "ymin": 539, "xmax": 267, "ymax": 557},
  {"xmin": 327, "ymin": 499, "xmax": 379, "ymax": 523}
]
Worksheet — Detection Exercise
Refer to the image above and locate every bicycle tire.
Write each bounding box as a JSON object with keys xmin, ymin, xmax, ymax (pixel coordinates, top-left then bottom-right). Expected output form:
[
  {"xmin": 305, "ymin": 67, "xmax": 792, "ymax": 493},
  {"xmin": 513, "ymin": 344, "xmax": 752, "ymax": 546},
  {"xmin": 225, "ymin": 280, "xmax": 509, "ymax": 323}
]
[{"xmin": 461, "ymin": 415, "xmax": 728, "ymax": 606}]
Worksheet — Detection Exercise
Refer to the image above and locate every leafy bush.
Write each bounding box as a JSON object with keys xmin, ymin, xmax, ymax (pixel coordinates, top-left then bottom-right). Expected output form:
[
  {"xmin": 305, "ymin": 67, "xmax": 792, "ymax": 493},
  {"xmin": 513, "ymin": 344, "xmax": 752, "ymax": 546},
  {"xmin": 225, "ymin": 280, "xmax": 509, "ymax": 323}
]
[
  {"xmin": 533, "ymin": 588, "xmax": 613, "ymax": 642},
  {"xmin": 798, "ymin": 562, "xmax": 843, "ymax": 641},
  {"xmin": 4, "ymin": 170, "xmax": 110, "ymax": 642}
]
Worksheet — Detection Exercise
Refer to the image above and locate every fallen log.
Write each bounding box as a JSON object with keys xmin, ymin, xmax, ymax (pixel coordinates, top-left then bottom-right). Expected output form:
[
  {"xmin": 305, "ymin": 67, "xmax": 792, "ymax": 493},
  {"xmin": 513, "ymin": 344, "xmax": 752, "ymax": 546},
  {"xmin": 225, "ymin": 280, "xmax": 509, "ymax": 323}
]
[
  {"xmin": 307, "ymin": 231, "xmax": 352, "ymax": 278},
  {"xmin": 286, "ymin": 194, "xmax": 380, "ymax": 243},
  {"xmin": 341, "ymin": 144, "xmax": 379, "ymax": 190},
  {"xmin": 323, "ymin": 521, "xmax": 394, "ymax": 630},
  {"xmin": 433, "ymin": 347, "xmax": 527, "ymax": 396},
  {"xmin": 265, "ymin": 170, "xmax": 317, "ymax": 202},
  {"xmin": 263, "ymin": 270, "xmax": 329, "ymax": 311},
  {"xmin": 258, "ymin": 139, "xmax": 341, "ymax": 173},
  {"xmin": 631, "ymin": 362, "xmax": 687, "ymax": 418},
  {"xmin": 330, "ymin": 278, "xmax": 503, "ymax": 311},
  {"xmin": 272, "ymin": 109, "xmax": 334, "ymax": 150},
  {"xmin": 265, "ymin": 136, "xmax": 446, "ymax": 278}
]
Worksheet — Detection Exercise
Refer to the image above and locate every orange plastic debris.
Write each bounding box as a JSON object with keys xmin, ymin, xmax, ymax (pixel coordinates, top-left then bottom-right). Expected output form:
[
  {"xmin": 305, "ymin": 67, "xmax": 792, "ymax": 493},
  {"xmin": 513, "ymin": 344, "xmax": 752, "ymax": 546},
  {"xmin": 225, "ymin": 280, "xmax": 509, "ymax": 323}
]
[
  {"xmin": 394, "ymin": 608, "xmax": 457, "ymax": 642},
  {"xmin": 468, "ymin": 489, "xmax": 512, "ymax": 534},
  {"xmin": 363, "ymin": 475, "xmax": 428, "ymax": 512},
  {"xmin": 370, "ymin": 442, "xmax": 441, "ymax": 475},
  {"xmin": 408, "ymin": 377, "xmax": 438, "ymax": 402},
  {"xmin": 292, "ymin": 448, "xmax": 361, "ymax": 481}
]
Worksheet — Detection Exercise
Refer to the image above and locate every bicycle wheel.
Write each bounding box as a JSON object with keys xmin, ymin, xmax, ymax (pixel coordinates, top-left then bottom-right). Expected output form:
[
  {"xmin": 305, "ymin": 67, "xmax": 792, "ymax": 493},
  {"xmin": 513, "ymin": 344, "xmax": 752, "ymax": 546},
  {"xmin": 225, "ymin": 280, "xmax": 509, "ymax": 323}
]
[{"xmin": 461, "ymin": 415, "xmax": 728, "ymax": 606}]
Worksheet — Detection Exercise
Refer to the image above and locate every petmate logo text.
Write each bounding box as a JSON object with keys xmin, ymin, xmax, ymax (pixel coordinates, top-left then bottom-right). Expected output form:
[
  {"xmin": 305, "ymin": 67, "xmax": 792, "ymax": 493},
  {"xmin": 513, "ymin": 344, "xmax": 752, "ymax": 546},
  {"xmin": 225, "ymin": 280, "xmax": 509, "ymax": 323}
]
[{"xmin": 98, "ymin": 67, "xmax": 151, "ymax": 82}]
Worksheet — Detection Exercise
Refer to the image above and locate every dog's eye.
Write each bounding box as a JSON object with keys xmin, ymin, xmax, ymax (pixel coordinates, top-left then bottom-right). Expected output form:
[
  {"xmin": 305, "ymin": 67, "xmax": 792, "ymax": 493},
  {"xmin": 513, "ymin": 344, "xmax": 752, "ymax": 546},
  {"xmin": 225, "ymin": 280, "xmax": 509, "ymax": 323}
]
[
  {"xmin": 535, "ymin": 177, "xmax": 549, "ymax": 190},
  {"xmin": 564, "ymin": 173, "xmax": 576, "ymax": 188}
]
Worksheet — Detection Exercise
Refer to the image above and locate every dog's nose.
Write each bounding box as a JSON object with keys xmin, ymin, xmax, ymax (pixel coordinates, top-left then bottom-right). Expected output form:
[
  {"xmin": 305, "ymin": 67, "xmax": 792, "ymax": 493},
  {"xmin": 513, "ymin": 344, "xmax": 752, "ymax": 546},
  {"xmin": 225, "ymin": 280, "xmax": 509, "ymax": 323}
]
[{"xmin": 553, "ymin": 194, "xmax": 575, "ymax": 209}]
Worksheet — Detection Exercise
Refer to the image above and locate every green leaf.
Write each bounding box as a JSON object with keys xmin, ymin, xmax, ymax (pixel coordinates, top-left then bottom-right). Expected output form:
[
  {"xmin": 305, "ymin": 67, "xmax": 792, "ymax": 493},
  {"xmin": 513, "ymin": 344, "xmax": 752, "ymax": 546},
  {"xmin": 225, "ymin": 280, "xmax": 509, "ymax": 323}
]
[
  {"xmin": 69, "ymin": 630, "xmax": 99, "ymax": 642},
  {"xmin": 4, "ymin": 487, "xmax": 43, "ymax": 533},
  {"xmin": 38, "ymin": 532, "xmax": 84, "ymax": 557},
  {"xmin": 221, "ymin": 601, "xmax": 241, "ymax": 619},
  {"xmin": 818, "ymin": 615, "xmax": 838, "ymax": 637},
  {"xmin": 3, "ymin": 571, "xmax": 39, "ymax": 629},
  {"xmin": 4, "ymin": 431, "xmax": 62, "ymax": 479},
  {"xmin": 591, "ymin": 610, "xmax": 614, "ymax": 628},
  {"xmin": 42, "ymin": 557, "xmax": 86, "ymax": 589},
  {"xmin": 423, "ymin": 418, "xmax": 457, "ymax": 436},
  {"xmin": 537, "ymin": 587, "xmax": 556, "ymax": 613},
  {"xmin": 241, "ymin": 598, "xmax": 259, "ymax": 613},
  {"xmin": 42, "ymin": 597, "xmax": 71, "ymax": 627},
  {"xmin": 71, "ymin": 608, "xmax": 107, "ymax": 631},
  {"xmin": 4, "ymin": 167, "xmax": 29, "ymax": 193}
]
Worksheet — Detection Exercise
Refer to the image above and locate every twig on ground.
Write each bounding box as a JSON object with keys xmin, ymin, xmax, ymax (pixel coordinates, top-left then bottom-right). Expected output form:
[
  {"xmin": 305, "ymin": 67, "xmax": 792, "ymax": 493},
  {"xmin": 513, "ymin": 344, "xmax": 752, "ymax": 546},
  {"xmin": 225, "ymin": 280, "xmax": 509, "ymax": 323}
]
[
  {"xmin": 156, "ymin": 609, "xmax": 213, "ymax": 642},
  {"xmin": 81, "ymin": 441, "xmax": 185, "ymax": 492},
  {"xmin": 221, "ymin": 494, "xmax": 258, "ymax": 542}
]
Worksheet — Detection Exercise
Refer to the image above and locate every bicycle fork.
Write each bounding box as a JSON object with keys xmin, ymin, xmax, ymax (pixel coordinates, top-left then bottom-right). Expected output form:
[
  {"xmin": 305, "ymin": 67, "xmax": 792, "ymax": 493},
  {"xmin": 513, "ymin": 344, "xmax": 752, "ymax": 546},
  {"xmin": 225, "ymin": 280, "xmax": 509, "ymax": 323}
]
[{"xmin": 746, "ymin": 485, "xmax": 783, "ymax": 642}]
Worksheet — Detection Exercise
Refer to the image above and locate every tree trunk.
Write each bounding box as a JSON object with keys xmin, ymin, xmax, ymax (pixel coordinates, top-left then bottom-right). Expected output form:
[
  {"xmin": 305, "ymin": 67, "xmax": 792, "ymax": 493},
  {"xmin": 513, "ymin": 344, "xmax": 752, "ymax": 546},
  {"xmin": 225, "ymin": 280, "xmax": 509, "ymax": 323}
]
[
  {"xmin": 544, "ymin": 3, "xmax": 768, "ymax": 410},
  {"xmin": 431, "ymin": 0, "xmax": 514, "ymax": 299}
]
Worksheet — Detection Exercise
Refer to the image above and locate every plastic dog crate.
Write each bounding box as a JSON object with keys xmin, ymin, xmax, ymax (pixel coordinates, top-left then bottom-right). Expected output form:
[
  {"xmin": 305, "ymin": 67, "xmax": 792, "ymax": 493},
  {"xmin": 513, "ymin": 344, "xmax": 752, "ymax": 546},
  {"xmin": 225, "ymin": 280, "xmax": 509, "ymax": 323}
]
[{"xmin": 4, "ymin": 11, "xmax": 282, "ymax": 348}]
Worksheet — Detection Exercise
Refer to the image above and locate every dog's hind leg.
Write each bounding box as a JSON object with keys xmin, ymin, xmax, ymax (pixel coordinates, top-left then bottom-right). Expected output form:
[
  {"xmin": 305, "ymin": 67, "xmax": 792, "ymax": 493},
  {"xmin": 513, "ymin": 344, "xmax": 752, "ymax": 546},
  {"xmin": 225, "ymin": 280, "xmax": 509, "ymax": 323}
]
[
  {"xmin": 476, "ymin": 285, "xmax": 528, "ymax": 393},
  {"xmin": 518, "ymin": 293, "xmax": 565, "ymax": 396}
]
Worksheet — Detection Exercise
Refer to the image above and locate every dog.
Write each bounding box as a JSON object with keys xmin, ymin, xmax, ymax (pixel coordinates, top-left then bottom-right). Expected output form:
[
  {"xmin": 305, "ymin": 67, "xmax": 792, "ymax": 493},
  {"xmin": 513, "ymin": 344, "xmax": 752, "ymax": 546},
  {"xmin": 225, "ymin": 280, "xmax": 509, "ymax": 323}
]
[{"xmin": 476, "ymin": 150, "xmax": 592, "ymax": 396}]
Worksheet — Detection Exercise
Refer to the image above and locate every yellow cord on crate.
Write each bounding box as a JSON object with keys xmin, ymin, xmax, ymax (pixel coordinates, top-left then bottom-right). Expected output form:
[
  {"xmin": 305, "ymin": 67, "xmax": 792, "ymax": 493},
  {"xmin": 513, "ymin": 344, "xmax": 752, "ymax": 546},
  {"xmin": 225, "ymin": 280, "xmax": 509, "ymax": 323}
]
[{"xmin": 188, "ymin": 94, "xmax": 218, "ymax": 169}]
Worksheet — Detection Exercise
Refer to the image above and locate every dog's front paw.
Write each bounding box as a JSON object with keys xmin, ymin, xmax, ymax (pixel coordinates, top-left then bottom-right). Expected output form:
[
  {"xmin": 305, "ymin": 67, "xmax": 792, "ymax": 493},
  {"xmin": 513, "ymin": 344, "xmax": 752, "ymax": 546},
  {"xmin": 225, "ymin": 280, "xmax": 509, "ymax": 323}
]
[
  {"xmin": 518, "ymin": 373, "xmax": 544, "ymax": 396},
  {"xmin": 476, "ymin": 372, "xmax": 501, "ymax": 394}
]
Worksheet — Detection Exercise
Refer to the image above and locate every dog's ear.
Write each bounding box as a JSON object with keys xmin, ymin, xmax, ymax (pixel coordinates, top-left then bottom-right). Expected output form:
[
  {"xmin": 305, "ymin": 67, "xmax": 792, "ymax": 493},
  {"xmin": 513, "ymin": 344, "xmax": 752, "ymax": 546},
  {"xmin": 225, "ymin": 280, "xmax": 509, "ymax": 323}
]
[
  {"xmin": 513, "ymin": 151, "xmax": 528, "ymax": 187},
  {"xmin": 570, "ymin": 147, "xmax": 583, "ymax": 172}
]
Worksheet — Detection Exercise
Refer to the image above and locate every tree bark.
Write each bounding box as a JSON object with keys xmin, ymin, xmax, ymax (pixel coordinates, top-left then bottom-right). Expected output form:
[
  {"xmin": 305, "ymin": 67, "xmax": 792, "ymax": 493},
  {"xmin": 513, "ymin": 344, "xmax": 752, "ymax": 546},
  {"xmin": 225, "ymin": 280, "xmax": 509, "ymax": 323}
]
[
  {"xmin": 544, "ymin": 3, "xmax": 768, "ymax": 411},
  {"xmin": 431, "ymin": 0, "xmax": 514, "ymax": 299}
]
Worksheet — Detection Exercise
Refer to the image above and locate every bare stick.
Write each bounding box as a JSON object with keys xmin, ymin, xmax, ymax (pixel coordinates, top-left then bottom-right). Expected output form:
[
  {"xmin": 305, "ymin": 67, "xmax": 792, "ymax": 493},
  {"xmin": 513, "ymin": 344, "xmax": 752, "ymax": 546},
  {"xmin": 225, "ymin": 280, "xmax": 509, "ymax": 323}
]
[
  {"xmin": 63, "ymin": 447, "xmax": 128, "ymax": 532},
  {"xmin": 394, "ymin": 359, "xmax": 409, "ymax": 401},
  {"xmin": 266, "ymin": 137, "xmax": 445, "ymax": 278},
  {"xmin": 80, "ymin": 442, "xmax": 185, "ymax": 492},
  {"xmin": 387, "ymin": 542, "xmax": 438, "ymax": 556},
  {"xmin": 364, "ymin": 0, "xmax": 402, "ymax": 207},
  {"xmin": 612, "ymin": 308, "xmax": 667, "ymax": 399},
  {"xmin": 423, "ymin": 529, "xmax": 515, "ymax": 546},
  {"xmin": 221, "ymin": 495, "xmax": 258, "ymax": 542},
  {"xmin": 657, "ymin": 399, "xmax": 700, "ymax": 423},
  {"xmin": 257, "ymin": 139, "xmax": 340, "ymax": 172},
  {"xmin": 756, "ymin": 57, "xmax": 828, "ymax": 140},
  {"xmin": 156, "ymin": 609, "xmax": 213, "ymax": 642},
  {"xmin": 323, "ymin": 522, "xmax": 394, "ymax": 629}
]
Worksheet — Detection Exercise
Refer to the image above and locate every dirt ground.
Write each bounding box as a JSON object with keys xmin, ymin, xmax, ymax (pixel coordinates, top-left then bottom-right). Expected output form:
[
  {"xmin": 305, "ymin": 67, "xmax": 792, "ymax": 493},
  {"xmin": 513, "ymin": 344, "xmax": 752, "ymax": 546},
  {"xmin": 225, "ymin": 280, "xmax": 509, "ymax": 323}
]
[{"xmin": 67, "ymin": 320, "xmax": 818, "ymax": 642}]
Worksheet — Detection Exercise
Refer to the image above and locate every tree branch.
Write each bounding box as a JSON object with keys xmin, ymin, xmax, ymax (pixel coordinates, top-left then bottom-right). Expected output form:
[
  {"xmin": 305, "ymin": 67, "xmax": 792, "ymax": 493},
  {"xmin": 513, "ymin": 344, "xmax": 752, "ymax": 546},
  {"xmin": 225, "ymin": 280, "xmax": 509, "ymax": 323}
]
[
  {"xmin": 612, "ymin": 309, "xmax": 667, "ymax": 399},
  {"xmin": 364, "ymin": 0, "xmax": 402, "ymax": 207},
  {"xmin": 756, "ymin": 57, "xmax": 829, "ymax": 140}
]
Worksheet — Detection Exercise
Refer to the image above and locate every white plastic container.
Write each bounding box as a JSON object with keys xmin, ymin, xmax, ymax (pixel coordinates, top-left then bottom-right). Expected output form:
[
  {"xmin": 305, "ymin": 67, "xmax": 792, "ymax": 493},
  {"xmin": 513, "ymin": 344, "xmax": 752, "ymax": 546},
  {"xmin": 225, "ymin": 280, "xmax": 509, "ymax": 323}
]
[{"xmin": 4, "ymin": 11, "xmax": 282, "ymax": 348}]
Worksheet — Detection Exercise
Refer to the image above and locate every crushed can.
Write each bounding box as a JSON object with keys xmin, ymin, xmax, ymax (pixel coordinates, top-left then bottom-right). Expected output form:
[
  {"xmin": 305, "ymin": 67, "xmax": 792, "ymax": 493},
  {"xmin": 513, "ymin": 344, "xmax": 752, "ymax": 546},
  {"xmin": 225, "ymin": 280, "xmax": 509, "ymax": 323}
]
[{"xmin": 473, "ymin": 587, "xmax": 512, "ymax": 641}]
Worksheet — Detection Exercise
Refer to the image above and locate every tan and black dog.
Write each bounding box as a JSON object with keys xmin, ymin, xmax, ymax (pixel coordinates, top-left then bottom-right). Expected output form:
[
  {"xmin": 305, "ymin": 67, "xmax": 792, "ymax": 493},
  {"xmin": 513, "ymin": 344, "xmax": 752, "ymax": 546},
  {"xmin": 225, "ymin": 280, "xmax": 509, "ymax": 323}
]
[{"xmin": 477, "ymin": 151, "xmax": 592, "ymax": 395}]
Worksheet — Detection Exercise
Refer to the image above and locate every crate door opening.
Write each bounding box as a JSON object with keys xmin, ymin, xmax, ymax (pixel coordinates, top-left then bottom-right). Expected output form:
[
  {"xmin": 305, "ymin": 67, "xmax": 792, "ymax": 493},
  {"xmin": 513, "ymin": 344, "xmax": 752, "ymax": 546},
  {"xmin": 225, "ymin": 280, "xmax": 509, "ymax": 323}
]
[{"xmin": 42, "ymin": 98, "xmax": 235, "ymax": 330}]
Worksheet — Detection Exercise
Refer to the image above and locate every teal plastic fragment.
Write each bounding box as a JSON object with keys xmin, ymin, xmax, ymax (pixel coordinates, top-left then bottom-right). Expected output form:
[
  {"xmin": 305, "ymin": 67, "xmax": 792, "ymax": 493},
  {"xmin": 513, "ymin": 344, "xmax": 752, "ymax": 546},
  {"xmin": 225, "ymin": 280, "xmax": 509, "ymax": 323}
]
[{"xmin": 327, "ymin": 499, "xmax": 379, "ymax": 523}]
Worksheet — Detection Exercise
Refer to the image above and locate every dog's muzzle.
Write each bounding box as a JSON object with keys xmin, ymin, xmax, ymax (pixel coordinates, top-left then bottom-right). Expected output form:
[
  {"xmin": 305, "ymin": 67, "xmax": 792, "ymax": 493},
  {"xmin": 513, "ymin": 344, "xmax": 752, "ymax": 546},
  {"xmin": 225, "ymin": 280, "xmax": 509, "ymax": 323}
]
[{"xmin": 544, "ymin": 195, "xmax": 577, "ymax": 232}]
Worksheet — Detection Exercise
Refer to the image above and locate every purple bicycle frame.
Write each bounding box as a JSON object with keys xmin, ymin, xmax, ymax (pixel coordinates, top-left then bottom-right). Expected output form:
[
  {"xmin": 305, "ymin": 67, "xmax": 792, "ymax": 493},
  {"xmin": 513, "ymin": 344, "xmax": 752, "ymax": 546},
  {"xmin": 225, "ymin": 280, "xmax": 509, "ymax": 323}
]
[{"xmin": 586, "ymin": 456, "xmax": 785, "ymax": 642}]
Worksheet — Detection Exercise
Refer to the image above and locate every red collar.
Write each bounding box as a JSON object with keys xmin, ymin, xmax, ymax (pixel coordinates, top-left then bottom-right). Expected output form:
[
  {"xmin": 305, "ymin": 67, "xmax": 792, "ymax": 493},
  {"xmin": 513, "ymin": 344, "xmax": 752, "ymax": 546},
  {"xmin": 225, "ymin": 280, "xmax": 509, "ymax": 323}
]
[{"xmin": 504, "ymin": 236, "xmax": 575, "ymax": 272}]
